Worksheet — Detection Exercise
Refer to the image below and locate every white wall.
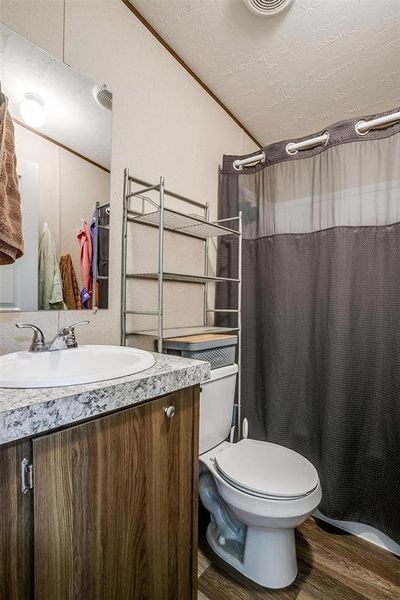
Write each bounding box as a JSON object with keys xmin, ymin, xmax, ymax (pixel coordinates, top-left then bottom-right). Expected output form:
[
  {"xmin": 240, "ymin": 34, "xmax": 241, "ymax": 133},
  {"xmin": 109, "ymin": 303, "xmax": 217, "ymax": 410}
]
[
  {"xmin": 60, "ymin": 151, "xmax": 110, "ymax": 290},
  {"xmin": 0, "ymin": 0, "xmax": 257, "ymax": 353},
  {"xmin": 14, "ymin": 124, "xmax": 61, "ymax": 253},
  {"xmin": 14, "ymin": 123, "xmax": 110, "ymax": 292}
]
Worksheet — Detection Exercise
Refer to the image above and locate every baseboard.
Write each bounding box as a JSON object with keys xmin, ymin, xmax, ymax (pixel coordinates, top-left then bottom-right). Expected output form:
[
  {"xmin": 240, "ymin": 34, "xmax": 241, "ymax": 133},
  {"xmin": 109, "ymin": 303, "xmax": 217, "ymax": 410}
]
[{"xmin": 314, "ymin": 510, "xmax": 400, "ymax": 558}]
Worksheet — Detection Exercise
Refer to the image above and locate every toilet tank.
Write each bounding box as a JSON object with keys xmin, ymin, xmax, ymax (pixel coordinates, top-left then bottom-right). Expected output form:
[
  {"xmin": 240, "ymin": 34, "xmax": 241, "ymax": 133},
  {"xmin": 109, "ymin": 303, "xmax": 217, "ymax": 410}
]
[{"xmin": 199, "ymin": 363, "xmax": 238, "ymax": 455}]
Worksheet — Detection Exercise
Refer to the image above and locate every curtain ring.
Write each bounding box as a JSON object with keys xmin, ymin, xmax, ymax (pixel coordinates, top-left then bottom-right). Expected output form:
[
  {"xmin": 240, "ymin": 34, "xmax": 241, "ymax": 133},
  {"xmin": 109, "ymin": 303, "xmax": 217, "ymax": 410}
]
[
  {"xmin": 286, "ymin": 142, "xmax": 298, "ymax": 156},
  {"xmin": 355, "ymin": 120, "xmax": 370, "ymax": 136},
  {"xmin": 233, "ymin": 153, "xmax": 265, "ymax": 171},
  {"xmin": 233, "ymin": 160, "xmax": 244, "ymax": 171},
  {"xmin": 286, "ymin": 131, "xmax": 330, "ymax": 156}
]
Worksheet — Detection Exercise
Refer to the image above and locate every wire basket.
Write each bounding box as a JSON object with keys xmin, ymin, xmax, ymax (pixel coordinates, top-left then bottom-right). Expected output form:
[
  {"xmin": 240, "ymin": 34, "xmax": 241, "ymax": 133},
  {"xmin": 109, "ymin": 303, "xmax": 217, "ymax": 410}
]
[{"xmin": 163, "ymin": 335, "xmax": 237, "ymax": 370}]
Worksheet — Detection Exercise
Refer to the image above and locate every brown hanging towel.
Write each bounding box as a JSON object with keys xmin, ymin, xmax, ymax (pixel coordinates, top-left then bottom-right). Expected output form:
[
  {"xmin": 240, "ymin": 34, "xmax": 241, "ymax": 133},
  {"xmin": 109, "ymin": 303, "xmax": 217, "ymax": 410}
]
[
  {"xmin": 59, "ymin": 254, "xmax": 83, "ymax": 310},
  {"xmin": 0, "ymin": 98, "xmax": 24, "ymax": 265}
]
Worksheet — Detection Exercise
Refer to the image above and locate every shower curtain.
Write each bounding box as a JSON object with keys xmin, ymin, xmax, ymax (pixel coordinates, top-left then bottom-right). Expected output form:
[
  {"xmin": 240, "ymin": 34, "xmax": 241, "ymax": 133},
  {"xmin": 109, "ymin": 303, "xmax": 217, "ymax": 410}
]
[{"xmin": 218, "ymin": 107, "xmax": 400, "ymax": 544}]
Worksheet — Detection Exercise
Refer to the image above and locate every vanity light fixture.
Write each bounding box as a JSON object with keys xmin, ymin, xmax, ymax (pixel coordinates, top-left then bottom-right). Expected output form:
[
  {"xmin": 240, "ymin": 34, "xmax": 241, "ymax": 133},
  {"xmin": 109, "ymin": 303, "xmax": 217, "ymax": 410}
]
[{"xmin": 20, "ymin": 92, "xmax": 46, "ymax": 128}]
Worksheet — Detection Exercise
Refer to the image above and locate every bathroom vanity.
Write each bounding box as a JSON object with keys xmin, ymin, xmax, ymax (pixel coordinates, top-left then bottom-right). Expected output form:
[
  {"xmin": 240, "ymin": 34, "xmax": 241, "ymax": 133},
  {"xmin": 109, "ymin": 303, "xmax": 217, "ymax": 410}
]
[{"xmin": 0, "ymin": 353, "xmax": 209, "ymax": 600}]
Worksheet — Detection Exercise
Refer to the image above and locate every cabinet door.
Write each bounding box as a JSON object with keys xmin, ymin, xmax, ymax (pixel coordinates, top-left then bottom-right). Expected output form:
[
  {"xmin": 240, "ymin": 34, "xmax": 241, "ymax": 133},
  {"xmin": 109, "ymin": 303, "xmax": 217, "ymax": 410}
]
[
  {"xmin": 33, "ymin": 386, "xmax": 199, "ymax": 600},
  {"xmin": 0, "ymin": 439, "xmax": 33, "ymax": 600}
]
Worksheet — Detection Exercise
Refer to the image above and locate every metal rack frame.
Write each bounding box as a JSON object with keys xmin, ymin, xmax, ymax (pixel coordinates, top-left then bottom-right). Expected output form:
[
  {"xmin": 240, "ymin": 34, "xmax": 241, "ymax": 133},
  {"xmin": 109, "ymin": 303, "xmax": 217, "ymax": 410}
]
[
  {"xmin": 92, "ymin": 200, "xmax": 110, "ymax": 311},
  {"xmin": 121, "ymin": 168, "xmax": 243, "ymax": 434}
]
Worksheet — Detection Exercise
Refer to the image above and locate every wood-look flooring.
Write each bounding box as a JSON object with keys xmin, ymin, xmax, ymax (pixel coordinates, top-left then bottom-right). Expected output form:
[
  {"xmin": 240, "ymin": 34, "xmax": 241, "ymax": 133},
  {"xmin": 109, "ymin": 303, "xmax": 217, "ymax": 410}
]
[{"xmin": 197, "ymin": 517, "xmax": 400, "ymax": 599}]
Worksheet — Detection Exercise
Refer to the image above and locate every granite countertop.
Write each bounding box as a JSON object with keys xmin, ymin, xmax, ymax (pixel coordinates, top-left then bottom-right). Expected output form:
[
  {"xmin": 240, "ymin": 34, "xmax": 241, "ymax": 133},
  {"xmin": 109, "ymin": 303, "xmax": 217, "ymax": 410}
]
[{"xmin": 0, "ymin": 352, "xmax": 210, "ymax": 446}]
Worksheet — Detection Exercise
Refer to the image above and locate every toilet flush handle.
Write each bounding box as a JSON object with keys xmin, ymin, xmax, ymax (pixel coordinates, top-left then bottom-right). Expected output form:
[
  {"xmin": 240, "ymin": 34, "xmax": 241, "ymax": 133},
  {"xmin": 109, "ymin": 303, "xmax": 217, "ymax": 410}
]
[{"xmin": 164, "ymin": 406, "xmax": 175, "ymax": 418}]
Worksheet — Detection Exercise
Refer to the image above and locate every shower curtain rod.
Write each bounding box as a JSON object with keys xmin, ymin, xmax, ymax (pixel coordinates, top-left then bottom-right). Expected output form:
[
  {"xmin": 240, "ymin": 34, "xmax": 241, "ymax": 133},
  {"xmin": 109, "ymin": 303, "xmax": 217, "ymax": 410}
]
[{"xmin": 233, "ymin": 110, "xmax": 400, "ymax": 171}]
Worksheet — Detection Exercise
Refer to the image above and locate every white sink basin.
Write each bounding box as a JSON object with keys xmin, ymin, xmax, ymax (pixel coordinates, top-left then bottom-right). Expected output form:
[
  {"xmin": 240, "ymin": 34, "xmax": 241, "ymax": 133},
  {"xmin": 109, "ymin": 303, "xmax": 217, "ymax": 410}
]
[{"xmin": 0, "ymin": 345, "xmax": 156, "ymax": 388}]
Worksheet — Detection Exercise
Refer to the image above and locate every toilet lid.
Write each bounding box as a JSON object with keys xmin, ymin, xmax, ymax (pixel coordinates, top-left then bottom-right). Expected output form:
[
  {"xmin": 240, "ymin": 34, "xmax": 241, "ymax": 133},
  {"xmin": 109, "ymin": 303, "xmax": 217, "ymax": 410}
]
[{"xmin": 215, "ymin": 439, "xmax": 319, "ymax": 499}]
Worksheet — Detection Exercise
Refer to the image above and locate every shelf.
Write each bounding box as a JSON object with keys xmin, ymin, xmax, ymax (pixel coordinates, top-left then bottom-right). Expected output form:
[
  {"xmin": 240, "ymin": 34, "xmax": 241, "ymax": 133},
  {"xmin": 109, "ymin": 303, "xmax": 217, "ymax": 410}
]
[
  {"xmin": 128, "ymin": 207, "xmax": 240, "ymax": 239},
  {"xmin": 125, "ymin": 325, "xmax": 240, "ymax": 338},
  {"xmin": 127, "ymin": 272, "xmax": 239, "ymax": 284}
]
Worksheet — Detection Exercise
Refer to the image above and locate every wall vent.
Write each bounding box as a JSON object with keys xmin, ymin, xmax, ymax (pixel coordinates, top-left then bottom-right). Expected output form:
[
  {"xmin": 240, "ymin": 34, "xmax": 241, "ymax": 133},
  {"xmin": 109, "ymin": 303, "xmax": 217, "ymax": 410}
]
[{"xmin": 242, "ymin": 0, "xmax": 294, "ymax": 16}]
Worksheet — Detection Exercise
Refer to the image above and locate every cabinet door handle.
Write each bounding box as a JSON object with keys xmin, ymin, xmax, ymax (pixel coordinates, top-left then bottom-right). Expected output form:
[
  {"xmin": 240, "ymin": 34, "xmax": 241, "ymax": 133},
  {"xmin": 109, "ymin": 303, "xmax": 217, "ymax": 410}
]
[
  {"xmin": 21, "ymin": 458, "xmax": 33, "ymax": 494},
  {"xmin": 164, "ymin": 406, "xmax": 175, "ymax": 418}
]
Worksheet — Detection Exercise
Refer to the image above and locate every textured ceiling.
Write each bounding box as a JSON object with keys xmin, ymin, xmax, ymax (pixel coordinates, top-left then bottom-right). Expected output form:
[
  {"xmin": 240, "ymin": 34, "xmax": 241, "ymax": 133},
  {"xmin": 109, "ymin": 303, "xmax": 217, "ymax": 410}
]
[{"xmin": 132, "ymin": 0, "xmax": 400, "ymax": 147}]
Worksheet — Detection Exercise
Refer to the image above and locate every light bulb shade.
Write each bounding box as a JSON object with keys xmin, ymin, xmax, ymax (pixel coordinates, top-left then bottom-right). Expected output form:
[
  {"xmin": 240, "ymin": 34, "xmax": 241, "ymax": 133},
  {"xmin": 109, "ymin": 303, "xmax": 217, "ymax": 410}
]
[{"xmin": 20, "ymin": 93, "xmax": 46, "ymax": 128}]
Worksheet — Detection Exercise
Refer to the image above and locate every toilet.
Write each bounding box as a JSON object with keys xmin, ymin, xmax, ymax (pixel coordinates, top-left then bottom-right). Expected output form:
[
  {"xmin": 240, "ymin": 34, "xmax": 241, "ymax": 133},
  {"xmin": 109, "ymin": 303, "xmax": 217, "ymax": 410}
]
[{"xmin": 199, "ymin": 364, "xmax": 322, "ymax": 589}]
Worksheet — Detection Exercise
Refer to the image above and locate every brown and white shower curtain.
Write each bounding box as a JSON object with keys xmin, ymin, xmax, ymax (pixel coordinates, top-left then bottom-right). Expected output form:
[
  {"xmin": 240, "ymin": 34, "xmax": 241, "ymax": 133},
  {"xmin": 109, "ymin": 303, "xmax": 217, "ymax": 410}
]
[{"xmin": 218, "ymin": 107, "xmax": 400, "ymax": 544}]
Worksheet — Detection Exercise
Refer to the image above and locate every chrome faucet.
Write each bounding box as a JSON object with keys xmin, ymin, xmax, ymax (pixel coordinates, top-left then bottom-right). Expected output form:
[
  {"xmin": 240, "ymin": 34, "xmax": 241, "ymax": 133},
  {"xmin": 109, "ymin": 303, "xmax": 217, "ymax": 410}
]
[
  {"xmin": 15, "ymin": 321, "xmax": 89, "ymax": 352},
  {"xmin": 48, "ymin": 321, "xmax": 90, "ymax": 350},
  {"xmin": 15, "ymin": 323, "xmax": 48, "ymax": 352}
]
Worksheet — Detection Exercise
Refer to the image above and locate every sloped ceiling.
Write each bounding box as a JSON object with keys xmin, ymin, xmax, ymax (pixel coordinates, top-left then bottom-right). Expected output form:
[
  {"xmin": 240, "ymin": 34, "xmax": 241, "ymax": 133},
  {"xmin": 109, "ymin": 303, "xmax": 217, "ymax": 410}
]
[{"xmin": 131, "ymin": 0, "xmax": 400, "ymax": 147}]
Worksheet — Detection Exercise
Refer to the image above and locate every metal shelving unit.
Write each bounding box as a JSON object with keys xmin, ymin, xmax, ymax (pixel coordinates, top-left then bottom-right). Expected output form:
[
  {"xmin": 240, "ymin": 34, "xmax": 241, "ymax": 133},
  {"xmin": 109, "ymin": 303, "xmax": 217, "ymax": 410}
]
[
  {"xmin": 131, "ymin": 207, "xmax": 240, "ymax": 239},
  {"xmin": 127, "ymin": 272, "xmax": 240, "ymax": 284},
  {"xmin": 92, "ymin": 200, "xmax": 110, "ymax": 310},
  {"xmin": 121, "ymin": 168, "xmax": 243, "ymax": 432},
  {"xmin": 130, "ymin": 325, "xmax": 240, "ymax": 337}
]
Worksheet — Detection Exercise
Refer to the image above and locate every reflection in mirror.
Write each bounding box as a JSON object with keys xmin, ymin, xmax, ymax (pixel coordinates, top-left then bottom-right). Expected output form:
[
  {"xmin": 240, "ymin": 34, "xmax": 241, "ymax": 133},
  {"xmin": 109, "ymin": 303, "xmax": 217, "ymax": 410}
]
[{"xmin": 0, "ymin": 23, "xmax": 112, "ymax": 312}]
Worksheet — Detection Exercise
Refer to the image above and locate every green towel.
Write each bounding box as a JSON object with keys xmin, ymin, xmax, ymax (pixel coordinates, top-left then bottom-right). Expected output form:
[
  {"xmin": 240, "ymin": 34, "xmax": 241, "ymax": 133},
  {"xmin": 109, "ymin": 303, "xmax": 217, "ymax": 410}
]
[{"xmin": 38, "ymin": 228, "xmax": 65, "ymax": 310}]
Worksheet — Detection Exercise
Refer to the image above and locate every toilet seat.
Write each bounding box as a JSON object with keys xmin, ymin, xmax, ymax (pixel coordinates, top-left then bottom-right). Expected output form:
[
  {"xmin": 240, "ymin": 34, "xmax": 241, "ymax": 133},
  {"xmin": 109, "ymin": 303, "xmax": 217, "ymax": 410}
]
[{"xmin": 214, "ymin": 439, "xmax": 319, "ymax": 500}]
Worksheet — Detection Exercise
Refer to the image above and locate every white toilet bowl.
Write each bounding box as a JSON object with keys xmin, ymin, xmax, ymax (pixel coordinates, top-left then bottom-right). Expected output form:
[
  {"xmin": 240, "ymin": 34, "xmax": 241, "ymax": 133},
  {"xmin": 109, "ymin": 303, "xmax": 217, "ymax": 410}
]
[
  {"xmin": 200, "ymin": 440, "xmax": 322, "ymax": 589},
  {"xmin": 198, "ymin": 364, "xmax": 322, "ymax": 589}
]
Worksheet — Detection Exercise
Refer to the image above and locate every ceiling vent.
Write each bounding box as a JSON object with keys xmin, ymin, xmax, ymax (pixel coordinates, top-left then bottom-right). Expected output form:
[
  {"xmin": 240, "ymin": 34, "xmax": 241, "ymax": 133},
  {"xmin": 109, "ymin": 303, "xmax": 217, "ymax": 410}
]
[
  {"xmin": 93, "ymin": 84, "xmax": 112, "ymax": 111},
  {"xmin": 242, "ymin": 0, "xmax": 294, "ymax": 16}
]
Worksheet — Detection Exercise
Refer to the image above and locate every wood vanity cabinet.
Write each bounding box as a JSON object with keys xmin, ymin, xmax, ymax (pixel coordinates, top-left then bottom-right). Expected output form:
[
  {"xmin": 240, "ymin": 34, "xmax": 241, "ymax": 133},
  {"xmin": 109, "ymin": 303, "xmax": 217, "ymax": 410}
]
[{"xmin": 0, "ymin": 385, "xmax": 199, "ymax": 600}]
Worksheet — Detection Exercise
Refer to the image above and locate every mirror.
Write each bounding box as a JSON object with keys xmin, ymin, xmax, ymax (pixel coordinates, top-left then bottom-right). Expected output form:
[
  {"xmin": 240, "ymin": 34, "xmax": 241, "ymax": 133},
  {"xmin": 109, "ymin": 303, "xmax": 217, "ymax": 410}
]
[{"xmin": 0, "ymin": 24, "xmax": 112, "ymax": 312}]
